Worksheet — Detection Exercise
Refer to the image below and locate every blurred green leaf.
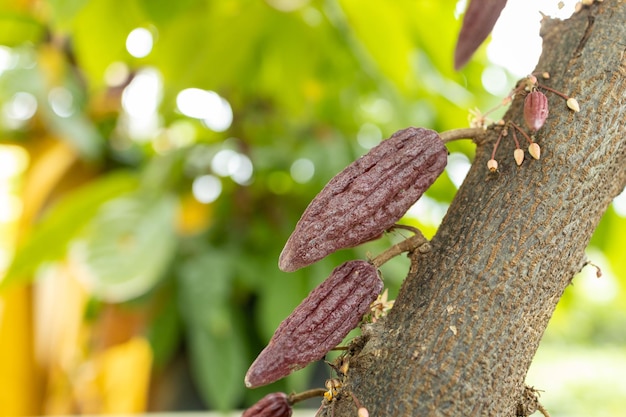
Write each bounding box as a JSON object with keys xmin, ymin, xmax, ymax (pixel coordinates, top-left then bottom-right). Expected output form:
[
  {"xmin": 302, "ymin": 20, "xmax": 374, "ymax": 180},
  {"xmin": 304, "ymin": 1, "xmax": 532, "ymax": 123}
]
[
  {"xmin": 185, "ymin": 312, "xmax": 247, "ymax": 411},
  {"xmin": 0, "ymin": 13, "xmax": 46, "ymax": 46},
  {"xmin": 1, "ymin": 171, "xmax": 139, "ymax": 290},
  {"xmin": 177, "ymin": 251, "xmax": 247, "ymax": 410},
  {"xmin": 146, "ymin": 282, "xmax": 183, "ymax": 369},
  {"xmin": 47, "ymin": 0, "xmax": 89, "ymax": 30},
  {"xmin": 70, "ymin": 192, "xmax": 178, "ymax": 302}
]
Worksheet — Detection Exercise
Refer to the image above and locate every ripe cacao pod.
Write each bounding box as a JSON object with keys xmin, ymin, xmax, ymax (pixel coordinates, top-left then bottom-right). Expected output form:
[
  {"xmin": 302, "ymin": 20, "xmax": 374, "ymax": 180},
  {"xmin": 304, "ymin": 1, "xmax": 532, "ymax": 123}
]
[
  {"xmin": 245, "ymin": 260, "xmax": 383, "ymax": 388},
  {"xmin": 242, "ymin": 392, "xmax": 292, "ymax": 417},
  {"xmin": 454, "ymin": 0, "xmax": 508, "ymax": 69},
  {"xmin": 524, "ymin": 90, "xmax": 549, "ymax": 131},
  {"xmin": 279, "ymin": 127, "xmax": 447, "ymax": 272}
]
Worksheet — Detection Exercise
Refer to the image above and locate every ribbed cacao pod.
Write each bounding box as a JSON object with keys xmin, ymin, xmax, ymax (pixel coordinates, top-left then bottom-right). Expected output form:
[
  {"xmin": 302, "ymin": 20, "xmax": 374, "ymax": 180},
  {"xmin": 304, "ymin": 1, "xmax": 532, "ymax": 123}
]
[
  {"xmin": 245, "ymin": 260, "xmax": 382, "ymax": 388},
  {"xmin": 242, "ymin": 392, "xmax": 292, "ymax": 417},
  {"xmin": 524, "ymin": 90, "xmax": 549, "ymax": 131},
  {"xmin": 279, "ymin": 127, "xmax": 447, "ymax": 272},
  {"xmin": 454, "ymin": 0, "xmax": 508, "ymax": 70}
]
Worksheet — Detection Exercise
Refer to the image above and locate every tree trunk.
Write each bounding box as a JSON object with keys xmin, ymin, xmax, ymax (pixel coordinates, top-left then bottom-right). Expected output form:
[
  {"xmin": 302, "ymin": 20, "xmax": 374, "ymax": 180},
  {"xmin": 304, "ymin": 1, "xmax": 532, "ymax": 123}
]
[{"xmin": 331, "ymin": 1, "xmax": 626, "ymax": 416}]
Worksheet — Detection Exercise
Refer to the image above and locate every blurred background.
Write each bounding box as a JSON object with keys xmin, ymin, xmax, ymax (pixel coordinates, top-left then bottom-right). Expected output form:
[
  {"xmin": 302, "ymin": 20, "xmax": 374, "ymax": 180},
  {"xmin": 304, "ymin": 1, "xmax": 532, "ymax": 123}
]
[{"xmin": 0, "ymin": 0, "xmax": 624, "ymax": 416}]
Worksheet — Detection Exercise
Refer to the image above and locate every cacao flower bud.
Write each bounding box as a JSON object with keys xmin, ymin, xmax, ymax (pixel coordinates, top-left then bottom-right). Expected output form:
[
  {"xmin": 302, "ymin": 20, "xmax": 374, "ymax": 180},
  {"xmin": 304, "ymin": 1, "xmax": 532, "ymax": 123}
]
[
  {"xmin": 242, "ymin": 392, "xmax": 292, "ymax": 417},
  {"xmin": 524, "ymin": 91, "xmax": 549, "ymax": 131},
  {"xmin": 528, "ymin": 143, "xmax": 541, "ymax": 160},
  {"xmin": 514, "ymin": 148, "xmax": 524, "ymax": 166},
  {"xmin": 245, "ymin": 260, "xmax": 383, "ymax": 388},
  {"xmin": 279, "ymin": 127, "xmax": 447, "ymax": 272},
  {"xmin": 487, "ymin": 159, "xmax": 498, "ymax": 172},
  {"xmin": 566, "ymin": 97, "xmax": 580, "ymax": 112}
]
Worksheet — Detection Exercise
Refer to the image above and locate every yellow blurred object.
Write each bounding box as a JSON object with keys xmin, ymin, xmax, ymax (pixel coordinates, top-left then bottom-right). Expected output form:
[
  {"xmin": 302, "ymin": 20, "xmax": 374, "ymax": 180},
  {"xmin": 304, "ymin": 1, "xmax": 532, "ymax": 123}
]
[
  {"xmin": 19, "ymin": 138, "xmax": 77, "ymax": 228},
  {"xmin": 176, "ymin": 193, "xmax": 213, "ymax": 235},
  {"xmin": 0, "ymin": 286, "xmax": 41, "ymax": 417},
  {"xmin": 0, "ymin": 144, "xmax": 41, "ymax": 417},
  {"xmin": 35, "ymin": 262, "xmax": 88, "ymax": 415},
  {"xmin": 73, "ymin": 337, "xmax": 153, "ymax": 414}
]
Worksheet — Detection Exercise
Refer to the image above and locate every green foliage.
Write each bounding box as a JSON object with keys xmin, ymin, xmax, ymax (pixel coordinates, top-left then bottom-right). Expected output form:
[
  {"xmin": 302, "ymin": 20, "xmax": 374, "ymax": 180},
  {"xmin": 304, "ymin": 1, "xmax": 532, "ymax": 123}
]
[
  {"xmin": 1, "ymin": 171, "xmax": 139, "ymax": 288},
  {"xmin": 178, "ymin": 251, "xmax": 248, "ymax": 410},
  {"xmin": 71, "ymin": 192, "xmax": 178, "ymax": 302}
]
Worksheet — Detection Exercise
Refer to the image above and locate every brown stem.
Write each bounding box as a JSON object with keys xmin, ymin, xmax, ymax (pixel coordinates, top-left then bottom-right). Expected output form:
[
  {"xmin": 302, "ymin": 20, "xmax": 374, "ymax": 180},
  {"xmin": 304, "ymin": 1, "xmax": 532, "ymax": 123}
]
[
  {"xmin": 538, "ymin": 83, "xmax": 570, "ymax": 100},
  {"xmin": 510, "ymin": 122, "xmax": 534, "ymax": 144},
  {"xmin": 490, "ymin": 128, "xmax": 506, "ymax": 160},
  {"xmin": 439, "ymin": 127, "xmax": 486, "ymax": 143},
  {"xmin": 288, "ymin": 388, "xmax": 327, "ymax": 405},
  {"xmin": 371, "ymin": 229, "xmax": 429, "ymax": 268}
]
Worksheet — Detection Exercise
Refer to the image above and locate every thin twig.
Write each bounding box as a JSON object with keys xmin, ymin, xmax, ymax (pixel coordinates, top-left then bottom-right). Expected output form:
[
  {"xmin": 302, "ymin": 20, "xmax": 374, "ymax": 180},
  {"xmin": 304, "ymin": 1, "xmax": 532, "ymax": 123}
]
[
  {"xmin": 439, "ymin": 127, "xmax": 486, "ymax": 143},
  {"xmin": 371, "ymin": 228, "xmax": 429, "ymax": 268},
  {"xmin": 288, "ymin": 388, "xmax": 327, "ymax": 405}
]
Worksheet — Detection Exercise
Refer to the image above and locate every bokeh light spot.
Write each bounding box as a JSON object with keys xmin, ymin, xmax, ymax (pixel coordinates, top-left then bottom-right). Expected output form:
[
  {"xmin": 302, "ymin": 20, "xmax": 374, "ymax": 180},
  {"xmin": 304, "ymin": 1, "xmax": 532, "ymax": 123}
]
[
  {"xmin": 126, "ymin": 28, "xmax": 154, "ymax": 58},
  {"xmin": 357, "ymin": 123, "xmax": 383, "ymax": 150},
  {"xmin": 3, "ymin": 92, "xmax": 37, "ymax": 121},
  {"xmin": 48, "ymin": 87, "xmax": 74, "ymax": 118},
  {"xmin": 192, "ymin": 175, "xmax": 222, "ymax": 204},
  {"xmin": 290, "ymin": 158, "xmax": 315, "ymax": 183},
  {"xmin": 176, "ymin": 88, "xmax": 233, "ymax": 132},
  {"xmin": 446, "ymin": 153, "xmax": 472, "ymax": 189},
  {"xmin": 481, "ymin": 66, "xmax": 509, "ymax": 97}
]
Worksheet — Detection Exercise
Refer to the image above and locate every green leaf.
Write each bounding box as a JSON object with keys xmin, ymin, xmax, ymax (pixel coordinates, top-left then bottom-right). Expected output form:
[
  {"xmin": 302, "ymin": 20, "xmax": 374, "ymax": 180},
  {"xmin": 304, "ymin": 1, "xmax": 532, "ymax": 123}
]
[
  {"xmin": 186, "ymin": 312, "xmax": 247, "ymax": 411},
  {"xmin": 0, "ymin": 12, "xmax": 46, "ymax": 46},
  {"xmin": 1, "ymin": 171, "xmax": 139, "ymax": 290},
  {"xmin": 177, "ymin": 251, "xmax": 247, "ymax": 410},
  {"xmin": 146, "ymin": 283, "xmax": 182, "ymax": 369},
  {"xmin": 256, "ymin": 268, "xmax": 310, "ymax": 341},
  {"xmin": 47, "ymin": 0, "xmax": 89, "ymax": 30},
  {"xmin": 70, "ymin": 193, "xmax": 178, "ymax": 302}
]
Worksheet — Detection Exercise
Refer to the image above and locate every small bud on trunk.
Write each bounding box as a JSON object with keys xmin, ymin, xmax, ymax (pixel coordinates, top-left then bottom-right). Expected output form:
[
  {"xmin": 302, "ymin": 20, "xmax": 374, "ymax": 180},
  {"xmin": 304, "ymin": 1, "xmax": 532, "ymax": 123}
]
[
  {"xmin": 487, "ymin": 159, "xmax": 498, "ymax": 172},
  {"xmin": 514, "ymin": 148, "xmax": 524, "ymax": 166},
  {"xmin": 528, "ymin": 142, "xmax": 541, "ymax": 160},
  {"xmin": 566, "ymin": 97, "xmax": 580, "ymax": 112}
]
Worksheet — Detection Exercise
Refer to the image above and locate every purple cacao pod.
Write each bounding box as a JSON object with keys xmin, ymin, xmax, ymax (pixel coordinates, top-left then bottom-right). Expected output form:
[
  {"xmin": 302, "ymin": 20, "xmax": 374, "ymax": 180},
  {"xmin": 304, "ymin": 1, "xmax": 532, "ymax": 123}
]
[
  {"xmin": 454, "ymin": 0, "xmax": 508, "ymax": 70},
  {"xmin": 524, "ymin": 91, "xmax": 549, "ymax": 131},
  {"xmin": 245, "ymin": 260, "xmax": 382, "ymax": 388},
  {"xmin": 279, "ymin": 127, "xmax": 447, "ymax": 272},
  {"xmin": 242, "ymin": 392, "xmax": 292, "ymax": 417}
]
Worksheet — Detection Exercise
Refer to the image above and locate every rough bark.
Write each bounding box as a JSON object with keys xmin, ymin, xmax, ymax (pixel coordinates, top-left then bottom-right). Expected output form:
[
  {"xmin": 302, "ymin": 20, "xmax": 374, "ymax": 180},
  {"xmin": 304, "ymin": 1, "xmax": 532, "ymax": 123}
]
[{"xmin": 330, "ymin": 1, "xmax": 626, "ymax": 416}]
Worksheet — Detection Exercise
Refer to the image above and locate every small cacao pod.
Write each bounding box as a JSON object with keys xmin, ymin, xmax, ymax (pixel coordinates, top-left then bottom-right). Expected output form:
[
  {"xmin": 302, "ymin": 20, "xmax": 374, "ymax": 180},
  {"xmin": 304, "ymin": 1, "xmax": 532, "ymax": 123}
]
[
  {"xmin": 524, "ymin": 91, "xmax": 549, "ymax": 131},
  {"xmin": 242, "ymin": 392, "xmax": 292, "ymax": 417},
  {"xmin": 245, "ymin": 260, "xmax": 383, "ymax": 388},
  {"xmin": 279, "ymin": 127, "xmax": 447, "ymax": 272}
]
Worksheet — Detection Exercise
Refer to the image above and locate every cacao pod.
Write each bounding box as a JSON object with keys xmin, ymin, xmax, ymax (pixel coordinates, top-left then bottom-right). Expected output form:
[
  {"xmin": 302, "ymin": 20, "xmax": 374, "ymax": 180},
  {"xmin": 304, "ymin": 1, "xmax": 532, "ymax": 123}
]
[
  {"xmin": 245, "ymin": 260, "xmax": 383, "ymax": 388},
  {"xmin": 279, "ymin": 127, "xmax": 447, "ymax": 272},
  {"xmin": 454, "ymin": 0, "xmax": 508, "ymax": 70},
  {"xmin": 242, "ymin": 392, "xmax": 292, "ymax": 417},
  {"xmin": 524, "ymin": 91, "xmax": 549, "ymax": 131}
]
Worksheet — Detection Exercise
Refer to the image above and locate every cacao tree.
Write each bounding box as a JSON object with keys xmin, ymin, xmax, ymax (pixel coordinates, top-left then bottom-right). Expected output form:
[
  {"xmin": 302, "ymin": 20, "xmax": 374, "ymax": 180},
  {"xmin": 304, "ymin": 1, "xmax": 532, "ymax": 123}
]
[{"xmin": 329, "ymin": 1, "xmax": 626, "ymax": 415}]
